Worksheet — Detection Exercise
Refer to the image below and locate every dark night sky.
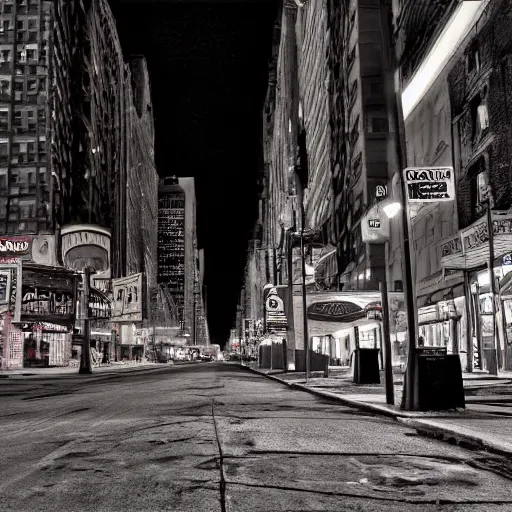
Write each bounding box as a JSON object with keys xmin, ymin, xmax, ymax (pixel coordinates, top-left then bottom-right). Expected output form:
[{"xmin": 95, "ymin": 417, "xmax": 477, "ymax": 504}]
[{"xmin": 110, "ymin": 0, "xmax": 278, "ymax": 345}]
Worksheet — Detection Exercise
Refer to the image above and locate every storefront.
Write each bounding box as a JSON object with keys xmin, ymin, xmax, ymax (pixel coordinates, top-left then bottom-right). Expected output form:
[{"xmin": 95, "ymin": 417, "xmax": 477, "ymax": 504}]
[
  {"xmin": 440, "ymin": 211, "xmax": 512, "ymax": 372},
  {"xmin": 17, "ymin": 263, "xmax": 78, "ymax": 368},
  {"xmin": 292, "ymin": 291, "xmax": 404, "ymax": 367}
]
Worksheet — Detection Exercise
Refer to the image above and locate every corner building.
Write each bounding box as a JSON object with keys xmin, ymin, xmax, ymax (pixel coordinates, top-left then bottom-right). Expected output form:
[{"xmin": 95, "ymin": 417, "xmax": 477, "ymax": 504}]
[{"xmin": 1, "ymin": 0, "xmax": 164, "ymax": 369}]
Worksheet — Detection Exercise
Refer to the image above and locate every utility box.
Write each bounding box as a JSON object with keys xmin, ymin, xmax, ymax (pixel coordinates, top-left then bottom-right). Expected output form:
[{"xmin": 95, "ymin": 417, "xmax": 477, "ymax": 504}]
[
  {"xmin": 415, "ymin": 352, "xmax": 465, "ymax": 411},
  {"xmin": 353, "ymin": 348, "xmax": 381, "ymax": 384}
]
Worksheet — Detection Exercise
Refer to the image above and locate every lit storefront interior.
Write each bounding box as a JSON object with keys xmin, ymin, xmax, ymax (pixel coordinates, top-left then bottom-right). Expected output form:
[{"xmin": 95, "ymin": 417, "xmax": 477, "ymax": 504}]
[
  {"xmin": 293, "ymin": 291, "xmax": 405, "ymax": 368},
  {"xmin": 18, "ymin": 263, "xmax": 78, "ymax": 368}
]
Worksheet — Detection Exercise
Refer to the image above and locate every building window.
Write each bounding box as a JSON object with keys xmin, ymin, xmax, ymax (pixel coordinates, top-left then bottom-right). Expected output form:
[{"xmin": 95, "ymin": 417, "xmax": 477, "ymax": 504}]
[
  {"xmin": 467, "ymin": 43, "xmax": 480, "ymax": 75},
  {"xmin": 0, "ymin": 49, "xmax": 11, "ymax": 63},
  {"xmin": 0, "ymin": 110, "xmax": 8, "ymax": 131},
  {"xmin": 366, "ymin": 116, "xmax": 389, "ymax": 133},
  {"xmin": 0, "ymin": 77, "xmax": 11, "ymax": 99},
  {"xmin": 469, "ymin": 156, "xmax": 489, "ymax": 220},
  {"xmin": 470, "ymin": 86, "xmax": 489, "ymax": 145},
  {"xmin": 0, "ymin": 169, "xmax": 7, "ymax": 190}
]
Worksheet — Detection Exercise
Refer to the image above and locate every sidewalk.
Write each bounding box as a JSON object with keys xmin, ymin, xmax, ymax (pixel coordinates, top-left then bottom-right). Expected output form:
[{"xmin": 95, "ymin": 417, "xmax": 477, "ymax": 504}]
[
  {"xmin": 243, "ymin": 363, "xmax": 512, "ymax": 457},
  {"xmin": 0, "ymin": 361, "xmax": 170, "ymax": 378}
]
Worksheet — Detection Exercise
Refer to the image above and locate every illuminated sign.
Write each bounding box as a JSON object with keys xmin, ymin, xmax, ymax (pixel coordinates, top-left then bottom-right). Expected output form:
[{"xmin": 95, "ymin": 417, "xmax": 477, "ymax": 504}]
[{"xmin": 307, "ymin": 300, "xmax": 365, "ymax": 322}]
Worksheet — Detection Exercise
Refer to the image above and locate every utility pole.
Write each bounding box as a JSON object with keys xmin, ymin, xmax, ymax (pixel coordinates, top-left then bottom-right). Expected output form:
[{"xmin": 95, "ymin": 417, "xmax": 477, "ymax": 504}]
[{"xmin": 79, "ymin": 267, "xmax": 93, "ymax": 374}]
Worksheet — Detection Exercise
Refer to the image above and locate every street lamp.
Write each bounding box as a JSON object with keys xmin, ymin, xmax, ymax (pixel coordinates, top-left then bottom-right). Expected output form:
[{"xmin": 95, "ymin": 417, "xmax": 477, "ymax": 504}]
[
  {"xmin": 381, "ymin": 175, "xmax": 418, "ymax": 410},
  {"xmin": 383, "ymin": 201, "xmax": 402, "ymax": 219},
  {"xmin": 79, "ymin": 266, "xmax": 95, "ymax": 375}
]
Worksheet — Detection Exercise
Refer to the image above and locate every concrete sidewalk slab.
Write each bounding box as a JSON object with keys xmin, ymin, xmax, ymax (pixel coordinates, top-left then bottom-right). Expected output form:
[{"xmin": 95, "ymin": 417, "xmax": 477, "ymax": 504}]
[{"xmin": 241, "ymin": 363, "xmax": 512, "ymax": 457}]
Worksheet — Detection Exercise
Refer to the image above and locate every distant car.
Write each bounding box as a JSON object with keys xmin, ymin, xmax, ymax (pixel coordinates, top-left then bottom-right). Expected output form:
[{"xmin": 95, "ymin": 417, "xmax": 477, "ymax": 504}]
[{"xmin": 201, "ymin": 354, "xmax": 214, "ymax": 362}]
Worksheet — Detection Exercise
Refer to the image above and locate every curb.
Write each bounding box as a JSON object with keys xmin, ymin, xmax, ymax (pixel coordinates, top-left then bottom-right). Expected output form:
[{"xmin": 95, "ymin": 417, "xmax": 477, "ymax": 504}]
[
  {"xmin": 241, "ymin": 364, "xmax": 512, "ymax": 457},
  {"xmin": 397, "ymin": 417, "xmax": 512, "ymax": 457}
]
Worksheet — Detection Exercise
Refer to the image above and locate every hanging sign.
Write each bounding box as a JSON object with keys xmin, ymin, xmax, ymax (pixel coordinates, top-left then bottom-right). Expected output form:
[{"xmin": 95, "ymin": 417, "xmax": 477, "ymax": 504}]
[
  {"xmin": 404, "ymin": 166, "xmax": 455, "ymax": 202},
  {"xmin": 361, "ymin": 203, "xmax": 390, "ymax": 243}
]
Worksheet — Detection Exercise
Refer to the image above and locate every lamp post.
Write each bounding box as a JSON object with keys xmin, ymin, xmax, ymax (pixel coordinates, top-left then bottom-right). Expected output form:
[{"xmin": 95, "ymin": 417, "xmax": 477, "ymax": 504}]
[
  {"xmin": 382, "ymin": 188, "xmax": 418, "ymax": 410},
  {"xmin": 79, "ymin": 266, "xmax": 94, "ymax": 375}
]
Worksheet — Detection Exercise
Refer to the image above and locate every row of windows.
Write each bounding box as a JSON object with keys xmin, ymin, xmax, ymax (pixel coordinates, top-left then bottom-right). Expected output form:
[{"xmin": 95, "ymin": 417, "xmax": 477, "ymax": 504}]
[
  {"xmin": 0, "ymin": 107, "xmax": 46, "ymax": 131},
  {"xmin": 0, "ymin": 46, "xmax": 42, "ymax": 64},
  {"xmin": 0, "ymin": 167, "xmax": 47, "ymax": 190},
  {"xmin": 0, "ymin": 140, "xmax": 47, "ymax": 163},
  {"xmin": 0, "ymin": 76, "xmax": 47, "ymax": 97}
]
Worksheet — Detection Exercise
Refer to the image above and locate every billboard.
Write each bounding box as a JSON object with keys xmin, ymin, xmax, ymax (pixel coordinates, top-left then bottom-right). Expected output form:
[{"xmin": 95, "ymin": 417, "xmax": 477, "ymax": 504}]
[
  {"xmin": 404, "ymin": 166, "xmax": 455, "ymax": 202},
  {"xmin": 112, "ymin": 273, "xmax": 143, "ymax": 322}
]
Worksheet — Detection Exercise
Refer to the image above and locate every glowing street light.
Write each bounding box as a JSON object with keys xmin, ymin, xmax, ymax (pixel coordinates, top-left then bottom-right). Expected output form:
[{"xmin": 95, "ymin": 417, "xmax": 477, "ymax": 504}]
[{"xmin": 383, "ymin": 201, "xmax": 402, "ymax": 219}]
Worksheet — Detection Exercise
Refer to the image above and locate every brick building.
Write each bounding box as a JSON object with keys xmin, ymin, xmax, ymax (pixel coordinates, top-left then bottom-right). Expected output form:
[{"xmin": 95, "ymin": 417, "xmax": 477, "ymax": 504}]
[{"xmin": 445, "ymin": 0, "xmax": 512, "ymax": 371}]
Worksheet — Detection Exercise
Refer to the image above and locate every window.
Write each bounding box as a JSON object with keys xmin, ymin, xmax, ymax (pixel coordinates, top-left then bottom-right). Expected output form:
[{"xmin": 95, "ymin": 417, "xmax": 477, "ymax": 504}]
[
  {"xmin": 0, "ymin": 141, "xmax": 7, "ymax": 160},
  {"xmin": 16, "ymin": 48, "xmax": 26, "ymax": 63},
  {"xmin": 0, "ymin": 169, "xmax": 7, "ymax": 190},
  {"xmin": 26, "ymin": 48, "xmax": 37, "ymax": 62},
  {"xmin": 27, "ymin": 78, "xmax": 36, "ymax": 92},
  {"xmin": 367, "ymin": 117, "xmax": 389, "ymax": 133},
  {"xmin": 0, "ymin": 78, "xmax": 11, "ymax": 98},
  {"xmin": 469, "ymin": 156, "xmax": 489, "ymax": 220},
  {"xmin": 0, "ymin": 109, "xmax": 8, "ymax": 131},
  {"xmin": 470, "ymin": 86, "xmax": 489, "ymax": 144},
  {"xmin": 467, "ymin": 43, "xmax": 480, "ymax": 74},
  {"xmin": 14, "ymin": 109, "xmax": 22, "ymax": 124}
]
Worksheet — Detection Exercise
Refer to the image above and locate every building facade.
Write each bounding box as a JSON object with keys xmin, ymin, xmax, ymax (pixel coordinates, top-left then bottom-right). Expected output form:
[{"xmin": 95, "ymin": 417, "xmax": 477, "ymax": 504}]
[
  {"xmin": 243, "ymin": 0, "xmax": 404, "ymax": 370},
  {"xmin": 1, "ymin": 0, "xmax": 166, "ymax": 369}
]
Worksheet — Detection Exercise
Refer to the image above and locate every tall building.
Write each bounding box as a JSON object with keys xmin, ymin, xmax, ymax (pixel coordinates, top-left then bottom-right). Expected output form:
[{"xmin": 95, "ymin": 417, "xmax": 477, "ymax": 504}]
[
  {"xmin": 0, "ymin": 0, "xmax": 53, "ymax": 235},
  {"xmin": 158, "ymin": 176, "xmax": 186, "ymax": 321},
  {"xmin": 157, "ymin": 176, "xmax": 209, "ymax": 345},
  {"xmin": 0, "ymin": 0, "xmax": 164, "ymax": 369},
  {"xmin": 245, "ymin": 0, "xmax": 403, "ymax": 369}
]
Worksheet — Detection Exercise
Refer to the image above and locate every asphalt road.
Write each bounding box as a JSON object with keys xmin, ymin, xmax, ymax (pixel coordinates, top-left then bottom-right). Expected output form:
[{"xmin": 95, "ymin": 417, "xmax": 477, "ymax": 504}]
[{"xmin": 1, "ymin": 362, "xmax": 512, "ymax": 512}]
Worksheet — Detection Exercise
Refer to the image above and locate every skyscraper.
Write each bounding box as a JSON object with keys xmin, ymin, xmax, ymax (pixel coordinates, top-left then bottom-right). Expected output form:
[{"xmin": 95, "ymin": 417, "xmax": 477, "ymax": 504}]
[{"xmin": 157, "ymin": 176, "xmax": 209, "ymax": 344}]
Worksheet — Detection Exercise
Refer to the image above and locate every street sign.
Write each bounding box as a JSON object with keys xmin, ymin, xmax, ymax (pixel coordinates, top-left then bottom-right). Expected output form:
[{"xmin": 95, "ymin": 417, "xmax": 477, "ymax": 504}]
[{"xmin": 404, "ymin": 166, "xmax": 455, "ymax": 203}]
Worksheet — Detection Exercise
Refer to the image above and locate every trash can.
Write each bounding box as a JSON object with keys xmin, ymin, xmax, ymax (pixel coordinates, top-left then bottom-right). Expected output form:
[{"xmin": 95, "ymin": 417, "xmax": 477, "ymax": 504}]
[
  {"xmin": 353, "ymin": 348, "xmax": 381, "ymax": 384},
  {"xmin": 415, "ymin": 347, "xmax": 465, "ymax": 411}
]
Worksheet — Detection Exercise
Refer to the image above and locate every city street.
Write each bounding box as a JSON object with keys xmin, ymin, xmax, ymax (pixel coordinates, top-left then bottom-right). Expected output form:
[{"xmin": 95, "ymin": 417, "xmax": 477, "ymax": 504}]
[{"xmin": 1, "ymin": 363, "xmax": 512, "ymax": 511}]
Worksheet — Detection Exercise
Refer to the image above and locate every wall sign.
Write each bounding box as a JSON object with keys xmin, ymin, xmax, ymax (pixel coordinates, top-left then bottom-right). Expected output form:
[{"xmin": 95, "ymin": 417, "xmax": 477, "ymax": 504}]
[
  {"xmin": 0, "ymin": 236, "xmax": 31, "ymax": 256},
  {"xmin": 404, "ymin": 166, "xmax": 455, "ymax": 202}
]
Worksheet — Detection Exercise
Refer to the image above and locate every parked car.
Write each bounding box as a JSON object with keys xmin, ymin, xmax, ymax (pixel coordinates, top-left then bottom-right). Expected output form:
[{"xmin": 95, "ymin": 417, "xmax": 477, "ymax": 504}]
[{"xmin": 201, "ymin": 354, "xmax": 214, "ymax": 362}]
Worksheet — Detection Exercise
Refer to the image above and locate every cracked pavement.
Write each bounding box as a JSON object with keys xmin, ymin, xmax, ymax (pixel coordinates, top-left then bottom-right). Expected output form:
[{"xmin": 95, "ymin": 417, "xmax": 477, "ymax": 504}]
[{"xmin": 1, "ymin": 362, "xmax": 512, "ymax": 511}]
